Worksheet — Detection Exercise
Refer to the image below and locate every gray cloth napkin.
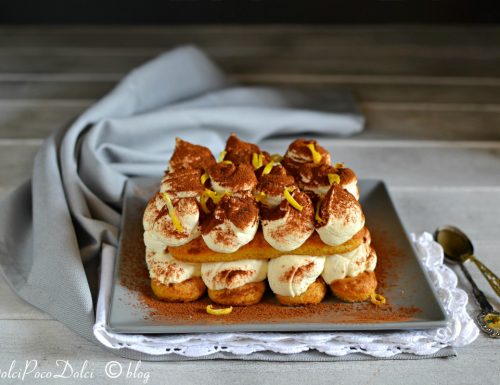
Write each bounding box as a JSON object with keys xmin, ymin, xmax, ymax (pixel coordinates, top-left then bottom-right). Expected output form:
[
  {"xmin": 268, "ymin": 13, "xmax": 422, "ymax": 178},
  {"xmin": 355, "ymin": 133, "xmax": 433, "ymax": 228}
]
[{"xmin": 0, "ymin": 46, "xmax": 364, "ymax": 360}]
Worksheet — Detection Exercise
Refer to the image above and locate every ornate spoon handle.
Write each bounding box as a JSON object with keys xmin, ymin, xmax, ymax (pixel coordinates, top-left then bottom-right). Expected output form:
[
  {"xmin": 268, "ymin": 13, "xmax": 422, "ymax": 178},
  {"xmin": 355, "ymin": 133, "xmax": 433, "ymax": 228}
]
[
  {"xmin": 459, "ymin": 263, "xmax": 493, "ymax": 313},
  {"xmin": 459, "ymin": 264, "xmax": 500, "ymax": 337},
  {"xmin": 470, "ymin": 255, "xmax": 500, "ymax": 297}
]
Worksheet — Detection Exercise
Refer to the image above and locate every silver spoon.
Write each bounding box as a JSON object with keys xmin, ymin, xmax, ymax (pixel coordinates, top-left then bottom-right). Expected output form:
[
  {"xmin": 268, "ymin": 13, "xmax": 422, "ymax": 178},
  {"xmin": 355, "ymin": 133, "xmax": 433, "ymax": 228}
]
[{"xmin": 435, "ymin": 226, "xmax": 500, "ymax": 338}]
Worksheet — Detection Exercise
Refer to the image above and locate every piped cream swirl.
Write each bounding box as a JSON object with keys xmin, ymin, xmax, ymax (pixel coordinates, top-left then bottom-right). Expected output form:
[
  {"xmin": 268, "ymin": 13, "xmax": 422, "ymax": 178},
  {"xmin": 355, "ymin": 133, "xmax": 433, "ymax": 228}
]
[
  {"xmin": 146, "ymin": 248, "xmax": 201, "ymax": 285},
  {"xmin": 315, "ymin": 185, "xmax": 365, "ymax": 246},
  {"xmin": 261, "ymin": 190, "xmax": 314, "ymax": 251},
  {"xmin": 268, "ymin": 255, "xmax": 325, "ymax": 297},
  {"xmin": 143, "ymin": 193, "xmax": 200, "ymax": 248},
  {"xmin": 201, "ymin": 259, "xmax": 268, "ymax": 290},
  {"xmin": 201, "ymin": 194, "xmax": 259, "ymax": 253}
]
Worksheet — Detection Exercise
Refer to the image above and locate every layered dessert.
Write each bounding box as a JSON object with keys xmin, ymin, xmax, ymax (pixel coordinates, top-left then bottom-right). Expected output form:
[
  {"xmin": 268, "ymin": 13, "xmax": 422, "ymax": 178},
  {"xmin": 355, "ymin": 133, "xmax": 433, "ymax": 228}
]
[{"xmin": 142, "ymin": 135, "xmax": 380, "ymax": 308}]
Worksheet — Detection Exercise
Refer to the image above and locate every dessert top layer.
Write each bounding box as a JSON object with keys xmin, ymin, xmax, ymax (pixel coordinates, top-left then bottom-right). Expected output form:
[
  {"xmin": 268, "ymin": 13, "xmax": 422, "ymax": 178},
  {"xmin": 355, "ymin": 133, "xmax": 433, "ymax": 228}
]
[{"xmin": 144, "ymin": 134, "xmax": 363, "ymax": 254}]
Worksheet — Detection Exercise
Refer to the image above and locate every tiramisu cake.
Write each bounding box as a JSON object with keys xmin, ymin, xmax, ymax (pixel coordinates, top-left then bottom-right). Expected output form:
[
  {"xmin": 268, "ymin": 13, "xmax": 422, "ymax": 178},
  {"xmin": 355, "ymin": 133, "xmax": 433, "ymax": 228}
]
[{"xmin": 142, "ymin": 135, "xmax": 380, "ymax": 308}]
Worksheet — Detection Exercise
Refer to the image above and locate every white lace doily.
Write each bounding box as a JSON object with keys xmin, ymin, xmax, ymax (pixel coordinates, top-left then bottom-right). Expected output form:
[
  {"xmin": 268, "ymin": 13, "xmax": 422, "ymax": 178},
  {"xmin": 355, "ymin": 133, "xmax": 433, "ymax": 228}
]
[{"xmin": 93, "ymin": 233, "xmax": 479, "ymax": 358}]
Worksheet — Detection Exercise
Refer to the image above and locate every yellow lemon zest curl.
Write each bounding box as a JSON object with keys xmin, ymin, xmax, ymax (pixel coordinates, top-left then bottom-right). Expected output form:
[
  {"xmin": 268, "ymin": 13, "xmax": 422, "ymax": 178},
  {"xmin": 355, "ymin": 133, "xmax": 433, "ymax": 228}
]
[
  {"xmin": 284, "ymin": 187, "xmax": 303, "ymax": 212},
  {"xmin": 306, "ymin": 143, "xmax": 322, "ymax": 164},
  {"xmin": 328, "ymin": 173, "xmax": 341, "ymax": 185},
  {"xmin": 200, "ymin": 189, "xmax": 230, "ymax": 213},
  {"xmin": 206, "ymin": 304, "xmax": 233, "ymax": 315},
  {"xmin": 200, "ymin": 193, "xmax": 210, "ymax": 214},
  {"xmin": 200, "ymin": 172, "xmax": 209, "ymax": 185},
  {"xmin": 218, "ymin": 150, "xmax": 227, "ymax": 162},
  {"xmin": 204, "ymin": 188, "xmax": 229, "ymax": 205},
  {"xmin": 370, "ymin": 293, "xmax": 386, "ymax": 306},
  {"xmin": 262, "ymin": 162, "xmax": 274, "ymax": 175},
  {"xmin": 161, "ymin": 192, "xmax": 184, "ymax": 233},
  {"xmin": 252, "ymin": 152, "xmax": 264, "ymax": 169}
]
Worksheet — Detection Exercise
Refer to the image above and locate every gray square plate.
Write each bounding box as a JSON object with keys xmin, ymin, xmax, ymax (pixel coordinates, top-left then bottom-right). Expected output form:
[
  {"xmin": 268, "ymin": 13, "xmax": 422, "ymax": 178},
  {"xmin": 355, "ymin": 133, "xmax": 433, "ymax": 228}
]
[{"xmin": 108, "ymin": 177, "xmax": 447, "ymax": 334}]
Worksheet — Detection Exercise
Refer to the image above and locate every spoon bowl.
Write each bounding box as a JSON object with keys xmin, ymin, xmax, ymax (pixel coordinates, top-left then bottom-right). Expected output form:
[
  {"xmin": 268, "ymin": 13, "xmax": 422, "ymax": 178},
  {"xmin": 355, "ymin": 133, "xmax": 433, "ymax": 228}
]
[
  {"xmin": 435, "ymin": 226, "xmax": 499, "ymax": 298},
  {"xmin": 435, "ymin": 225, "xmax": 474, "ymax": 263}
]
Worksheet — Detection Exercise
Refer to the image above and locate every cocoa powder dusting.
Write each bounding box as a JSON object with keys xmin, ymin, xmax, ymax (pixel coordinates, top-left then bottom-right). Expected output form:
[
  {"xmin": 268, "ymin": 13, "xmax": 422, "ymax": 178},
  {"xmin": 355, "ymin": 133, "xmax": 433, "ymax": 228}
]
[
  {"xmin": 202, "ymin": 194, "xmax": 258, "ymax": 235},
  {"xmin": 149, "ymin": 261, "xmax": 185, "ymax": 282},
  {"xmin": 317, "ymin": 184, "xmax": 362, "ymax": 227},
  {"xmin": 256, "ymin": 173, "xmax": 295, "ymax": 196},
  {"xmin": 119, "ymin": 201, "xmax": 420, "ymax": 325},
  {"xmin": 224, "ymin": 134, "xmax": 270, "ymax": 165},
  {"xmin": 208, "ymin": 162, "xmax": 257, "ymax": 191},
  {"xmin": 161, "ymin": 168, "xmax": 204, "ymax": 195},
  {"xmin": 217, "ymin": 269, "xmax": 254, "ymax": 286},
  {"xmin": 280, "ymin": 261, "xmax": 316, "ymax": 283},
  {"xmin": 169, "ymin": 138, "xmax": 216, "ymax": 172}
]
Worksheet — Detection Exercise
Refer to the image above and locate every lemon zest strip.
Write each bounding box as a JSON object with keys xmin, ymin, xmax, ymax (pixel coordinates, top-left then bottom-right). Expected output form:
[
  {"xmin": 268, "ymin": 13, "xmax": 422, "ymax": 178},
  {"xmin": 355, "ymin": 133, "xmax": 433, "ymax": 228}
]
[
  {"xmin": 161, "ymin": 192, "xmax": 184, "ymax": 233},
  {"xmin": 284, "ymin": 187, "xmax": 303, "ymax": 211},
  {"xmin": 306, "ymin": 143, "xmax": 322, "ymax": 164},
  {"xmin": 200, "ymin": 172, "xmax": 209, "ymax": 185},
  {"xmin": 204, "ymin": 188, "xmax": 228, "ymax": 205},
  {"xmin": 370, "ymin": 293, "xmax": 386, "ymax": 306},
  {"xmin": 252, "ymin": 152, "xmax": 264, "ymax": 169},
  {"xmin": 218, "ymin": 150, "xmax": 227, "ymax": 162},
  {"xmin": 200, "ymin": 193, "xmax": 210, "ymax": 214},
  {"xmin": 206, "ymin": 304, "xmax": 233, "ymax": 315},
  {"xmin": 328, "ymin": 173, "xmax": 340, "ymax": 185},
  {"xmin": 262, "ymin": 162, "xmax": 274, "ymax": 175},
  {"xmin": 335, "ymin": 162, "xmax": 345, "ymax": 169},
  {"xmin": 221, "ymin": 160, "xmax": 233, "ymax": 165}
]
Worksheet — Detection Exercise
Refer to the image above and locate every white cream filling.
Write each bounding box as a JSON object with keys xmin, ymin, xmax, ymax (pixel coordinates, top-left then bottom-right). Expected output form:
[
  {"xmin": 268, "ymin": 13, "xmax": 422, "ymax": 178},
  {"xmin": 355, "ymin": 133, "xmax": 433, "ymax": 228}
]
[
  {"xmin": 302, "ymin": 181, "xmax": 358, "ymax": 201},
  {"xmin": 167, "ymin": 162, "xmax": 176, "ymax": 173},
  {"xmin": 268, "ymin": 255, "xmax": 325, "ymax": 297},
  {"xmin": 146, "ymin": 248, "xmax": 201, "ymax": 285},
  {"xmin": 201, "ymin": 259, "xmax": 268, "ymax": 290},
  {"xmin": 343, "ymin": 181, "xmax": 360, "ymax": 200},
  {"xmin": 302, "ymin": 184, "xmax": 330, "ymax": 198},
  {"xmin": 321, "ymin": 243, "xmax": 372, "ymax": 284},
  {"xmin": 261, "ymin": 194, "xmax": 283, "ymax": 208},
  {"xmin": 262, "ymin": 211, "xmax": 314, "ymax": 251},
  {"xmin": 365, "ymin": 248, "xmax": 377, "ymax": 272},
  {"xmin": 143, "ymin": 198, "xmax": 201, "ymax": 248},
  {"xmin": 210, "ymin": 178, "xmax": 233, "ymax": 195},
  {"xmin": 143, "ymin": 230, "xmax": 169, "ymax": 251},
  {"xmin": 202, "ymin": 218, "xmax": 258, "ymax": 253},
  {"xmin": 210, "ymin": 177, "xmax": 253, "ymax": 195},
  {"xmin": 316, "ymin": 207, "xmax": 365, "ymax": 246}
]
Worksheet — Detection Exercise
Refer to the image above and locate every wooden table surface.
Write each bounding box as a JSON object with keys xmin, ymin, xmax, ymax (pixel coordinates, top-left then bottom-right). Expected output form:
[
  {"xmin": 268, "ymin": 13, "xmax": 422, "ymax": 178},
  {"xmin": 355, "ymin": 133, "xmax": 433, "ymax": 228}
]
[{"xmin": 0, "ymin": 25, "xmax": 499, "ymax": 385}]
